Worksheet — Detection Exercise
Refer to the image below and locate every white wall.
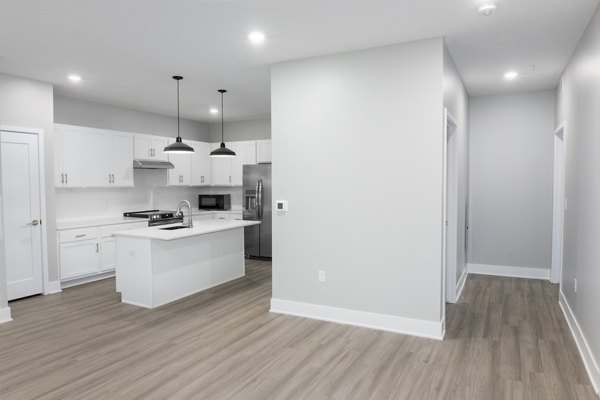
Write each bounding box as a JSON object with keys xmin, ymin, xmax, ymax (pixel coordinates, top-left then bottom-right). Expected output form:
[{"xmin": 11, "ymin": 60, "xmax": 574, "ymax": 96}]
[
  {"xmin": 54, "ymin": 95, "xmax": 209, "ymax": 141},
  {"xmin": 443, "ymin": 42, "xmax": 470, "ymax": 291},
  {"xmin": 469, "ymin": 90, "xmax": 555, "ymax": 270},
  {"xmin": 271, "ymin": 38, "xmax": 445, "ymax": 334},
  {"xmin": 0, "ymin": 73, "xmax": 58, "ymax": 290},
  {"xmin": 208, "ymin": 119, "xmax": 270, "ymax": 143},
  {"xmin": 556, "ymin": 3, "xmax": 600, "ymax": 391}
]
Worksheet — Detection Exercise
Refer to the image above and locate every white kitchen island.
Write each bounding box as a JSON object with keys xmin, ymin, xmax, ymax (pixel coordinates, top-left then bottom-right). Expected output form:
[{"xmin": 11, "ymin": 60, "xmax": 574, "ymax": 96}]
[{"xmin": 112, "ymin": 219, "xmax": 260, "ymax": 309}]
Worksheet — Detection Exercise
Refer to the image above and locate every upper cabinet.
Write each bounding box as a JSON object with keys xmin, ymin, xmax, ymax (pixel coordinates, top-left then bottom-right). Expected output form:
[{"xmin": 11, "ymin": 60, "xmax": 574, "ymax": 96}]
[
  {"xmin": 210, "ymin": 141, "xmax": 257, "ymax": 186},
  {"xmin": 191, "ymin": 141, "xmax": 211, "ymax": 186},
  {"xmin": 84, "ymin": 129, "xmax": 134, "ymax": 188},
  {"xmin": 134, "ymin": 134, "xmax": 169, "ymax": 161},
  {"xmin": 256, "ymin": 140, "xmax": 272, "ymax": 164},
  {"xmin": 55, "ymin": 124, "xmax": 133, "ymax": 188},
  {"xmin": 55, "ymin": 124, "xmax": 84, "ymax": 188}
]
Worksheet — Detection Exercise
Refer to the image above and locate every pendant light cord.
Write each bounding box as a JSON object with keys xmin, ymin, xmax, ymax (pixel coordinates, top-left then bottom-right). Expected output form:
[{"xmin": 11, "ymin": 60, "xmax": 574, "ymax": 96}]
[
  {"xmin": 177, "ymin": 79, "xmax": 181, "ymax": 139},
  {"xmin": 221, "ymin": 91, "xmax": 224, "ymax": 143}
]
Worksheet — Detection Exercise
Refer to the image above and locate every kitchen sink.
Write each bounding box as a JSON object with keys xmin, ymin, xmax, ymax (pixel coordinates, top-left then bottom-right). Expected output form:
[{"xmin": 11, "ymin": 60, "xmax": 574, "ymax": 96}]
[{"xmin": 159, "ymin": 225, "xmax": 190, "ymax": 230}]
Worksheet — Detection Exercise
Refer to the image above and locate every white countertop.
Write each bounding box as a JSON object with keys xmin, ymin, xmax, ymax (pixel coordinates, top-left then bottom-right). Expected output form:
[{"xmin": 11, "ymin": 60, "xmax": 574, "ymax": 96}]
[
  {"xmin": 56, "ymin": 210, "xmax": 243, "ymax": 230},
  {"xmin": 112, "ymin": 219, "xmax": 260, "ymax": 241}
]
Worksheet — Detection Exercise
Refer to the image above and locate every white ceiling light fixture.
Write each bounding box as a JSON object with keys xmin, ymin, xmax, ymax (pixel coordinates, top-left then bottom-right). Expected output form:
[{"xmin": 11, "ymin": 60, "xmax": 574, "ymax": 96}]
[
  {"xmin": 68, "ymin": 74, "xmax": 82, "ymax": 83},
  {"xmin": 209, "ymin": 108, "xmax": 219, "ymax": 114},
  {"xmin": 504, "ymin": 71, "xmax": 519, "ymax": 80},
  {"xmin": 478, "ymin": 3, "xmax": 498, "ymax": 16},
  {"xmin": 248, "ymin": 31, "xmax": 265, "ymax": 45}
]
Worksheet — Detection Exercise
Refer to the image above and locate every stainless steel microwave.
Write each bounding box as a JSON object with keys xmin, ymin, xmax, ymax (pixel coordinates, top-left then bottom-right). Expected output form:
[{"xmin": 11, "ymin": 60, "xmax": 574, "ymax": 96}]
[{"xmin": 198, "ymin": 194, "xmax": 231, "ymax": 211}]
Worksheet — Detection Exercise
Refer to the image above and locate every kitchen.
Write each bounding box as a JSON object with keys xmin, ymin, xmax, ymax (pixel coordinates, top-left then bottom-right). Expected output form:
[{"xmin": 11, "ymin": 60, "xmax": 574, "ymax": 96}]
[{"xmin": 1, "ymin": 1, "xmax": 600, "ymax": 398}]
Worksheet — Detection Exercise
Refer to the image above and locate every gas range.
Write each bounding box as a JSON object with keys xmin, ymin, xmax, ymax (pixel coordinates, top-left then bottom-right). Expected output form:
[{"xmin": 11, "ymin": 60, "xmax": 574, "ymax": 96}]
[{"xmin": 123, "ymin": 210, "xmax": 183, "ymax": 227}]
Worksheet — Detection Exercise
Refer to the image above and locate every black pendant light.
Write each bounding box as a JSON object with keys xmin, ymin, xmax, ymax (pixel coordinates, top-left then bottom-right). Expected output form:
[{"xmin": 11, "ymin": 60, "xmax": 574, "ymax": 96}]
[
  {"xmin": 210, "ymin": 89, "xmax": 236, "ymax": 157},
  {"xmin": 163, "ymin": 76, "xmax": 194, "ymax": 154}
]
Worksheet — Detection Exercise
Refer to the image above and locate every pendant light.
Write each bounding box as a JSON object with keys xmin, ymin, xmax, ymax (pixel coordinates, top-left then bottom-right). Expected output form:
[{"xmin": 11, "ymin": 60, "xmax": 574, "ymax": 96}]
[
  {"xmin": 210, "ymin": 89, "xmax": 236, "ymax": 157},
  {"xmin": 163, "ymin": 76, "xmax": 194, "ymax": 154}
]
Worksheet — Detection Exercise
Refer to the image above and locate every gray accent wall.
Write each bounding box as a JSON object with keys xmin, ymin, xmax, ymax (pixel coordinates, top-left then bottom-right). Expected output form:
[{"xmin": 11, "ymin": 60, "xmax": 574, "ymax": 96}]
[
  {"xmin": 443, "ymin": 43, "xmax": 470, "ymax": 291},
  {"xmin": 208, "ymin": 119, "xmax": 271, "ymax": 143},
  {"xmin": 54, "ymin": 95, "xmax": 209, "ymax": 141},
  {"xmin": 0, "ymin": 73, "xmax": 58, "ymax": 295},
  {"xmin": 469, "ymin": 90, "xmax": 555, "ymax": 270},
  {"xmin": 556, "ymin": 2, "xmax": 600, "ymax": 386},
  {"xmin": 271, "ymin": 38, "xmax": 445, "ymax": 324}
]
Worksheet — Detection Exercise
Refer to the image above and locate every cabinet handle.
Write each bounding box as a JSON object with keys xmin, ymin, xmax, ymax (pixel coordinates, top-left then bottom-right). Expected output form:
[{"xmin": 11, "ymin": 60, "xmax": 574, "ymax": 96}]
[
  {"xmin": 61, "ymin": 173, "xmax": 64, "ymax": 184},
  {"xmin": 109, "ymin": 173, "xmax": 111, "ymax": 183},
  {"xmin": 75, "ymin": 234, "xmax": 86, "ymax": 238},
  {"xmin": 65, "ymin": 173, "xmax": 68, "ymax": 184},
  {"xmin": 96, "ymin": 243, "xmax": 99, "ymax": 253},
  {"xmin": 112, "ymin": 174, "xmax": 115, "ymax": 183},
  {"xmin": 149, "ymin": 148, "xmax": 152, "ymax": 157}
]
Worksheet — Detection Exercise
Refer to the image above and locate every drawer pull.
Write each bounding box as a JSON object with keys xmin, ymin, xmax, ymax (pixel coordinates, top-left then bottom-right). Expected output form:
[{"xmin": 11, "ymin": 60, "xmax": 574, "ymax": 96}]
[{"xmin": 75, "ymin": 234, "xmax": 87, "ymax": 238}]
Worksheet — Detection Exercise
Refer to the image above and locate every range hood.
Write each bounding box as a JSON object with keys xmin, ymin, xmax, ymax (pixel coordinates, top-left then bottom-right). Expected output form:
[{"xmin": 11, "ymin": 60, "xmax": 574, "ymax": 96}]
[{"xmin": 133, "ymin": 159, "xmax": 174, "ymax": 169}]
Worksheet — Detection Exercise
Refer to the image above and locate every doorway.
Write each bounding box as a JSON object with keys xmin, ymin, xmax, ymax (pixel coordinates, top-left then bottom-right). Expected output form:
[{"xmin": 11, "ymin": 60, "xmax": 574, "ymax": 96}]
[
  {"xmin": 1, "ymin": 129, "xmax": 44, "ymax": 300},
  {"xmin": 442, "ymin": 108, "xmax": 459, "ymax": 326},
  {"xmin": 551, "ymin": 124, "xmax": 566, "ymax": 284}
]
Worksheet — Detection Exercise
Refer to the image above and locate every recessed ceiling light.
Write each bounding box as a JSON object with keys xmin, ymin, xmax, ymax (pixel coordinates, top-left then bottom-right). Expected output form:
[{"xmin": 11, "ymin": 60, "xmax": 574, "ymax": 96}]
[
  {"xmin": 68, "ymin": 75, "xmax": 82, "ymax": 82},
  {"xmin": 209, "ymin": 108, "xmax": 218, "ymax": 114},
  {"xmin": 248, "ymin": 31, "xmax": 265, "ymax": 45},
  {"xmin": 504, "ymin": 71, "xmax": 519, "ymax": 80},
  {"xmin": 478, "ymin": 3, "xmax": 498, "ymax": 16}
]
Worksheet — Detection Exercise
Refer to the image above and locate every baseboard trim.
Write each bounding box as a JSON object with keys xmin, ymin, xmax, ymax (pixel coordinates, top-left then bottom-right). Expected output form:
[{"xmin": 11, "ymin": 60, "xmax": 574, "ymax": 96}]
[
  {"xmin": 270, "ymin": 298, "xmax": 443, "ymax": 340},
  {"xmin": 0, "ymin": 306, "xmax": 12, "ymax": 324},
  {"xmin": 61, "ymin": 271, "xmax": 115, "ymax": 289},
  {"xmin": 44, "ymin": 280, "xmax": 62, "ymax": 295},
  {"xmin": 456, "ymin": 267, "xmax": 469, "ymax": 302},
  {"xmin": 559, "ymin": 291, "xmax": 600, "ymax": 395},
  {"xmin": 468, "ymin": 263, "xmax": 550, "ymax": 280}
]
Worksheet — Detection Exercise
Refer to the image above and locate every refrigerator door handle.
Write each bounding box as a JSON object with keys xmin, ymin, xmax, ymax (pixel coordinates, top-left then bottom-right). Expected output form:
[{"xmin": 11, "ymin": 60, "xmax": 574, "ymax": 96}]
[{"xmin": 258, "ymin": 179, "xmax": 263, "ymax": 220}]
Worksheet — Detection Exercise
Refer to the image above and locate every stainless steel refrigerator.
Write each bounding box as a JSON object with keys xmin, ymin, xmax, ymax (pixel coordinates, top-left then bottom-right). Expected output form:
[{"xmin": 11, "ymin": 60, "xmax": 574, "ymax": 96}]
[{"xmin": 243, "ymin": 164, "xmax": 272, "ymax": 259}]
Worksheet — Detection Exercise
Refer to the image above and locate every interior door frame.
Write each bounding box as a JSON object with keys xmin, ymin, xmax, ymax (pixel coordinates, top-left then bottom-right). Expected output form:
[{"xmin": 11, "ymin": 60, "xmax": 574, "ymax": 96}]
[
  {"xmin": 441, "ymin": 108, "xmax": 458, "ymax": 332},
  {"xmin": 0, "ymin": 125, "xmax": 51, "ymax": 296},
  {"xmin": 551, "ymin": 123, "xmax": 566, "ymax": 284}
]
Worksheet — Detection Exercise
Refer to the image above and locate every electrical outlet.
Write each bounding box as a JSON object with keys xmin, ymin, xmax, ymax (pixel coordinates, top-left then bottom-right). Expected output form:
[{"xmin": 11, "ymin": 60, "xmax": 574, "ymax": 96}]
[
  {"xmin": 318, "ymin": 270, "xmax": 326, "ymax": 282},
  {"xmin": 574, "ymin": 278, "xmax": 578, "ymax": 293}
]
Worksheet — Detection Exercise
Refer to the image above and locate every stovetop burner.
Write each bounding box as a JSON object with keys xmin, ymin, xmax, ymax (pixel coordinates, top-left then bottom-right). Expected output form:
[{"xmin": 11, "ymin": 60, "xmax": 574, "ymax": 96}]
[{"xmin": 123, "ymin": 210, "xmax": 183, "ymax": 226}]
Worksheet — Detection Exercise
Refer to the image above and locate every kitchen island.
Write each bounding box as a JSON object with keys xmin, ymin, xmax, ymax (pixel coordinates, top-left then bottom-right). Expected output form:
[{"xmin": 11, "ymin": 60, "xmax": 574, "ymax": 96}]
[{"xmin": 112, "ymin": 219, "xmax": 260, "ymax": 309}]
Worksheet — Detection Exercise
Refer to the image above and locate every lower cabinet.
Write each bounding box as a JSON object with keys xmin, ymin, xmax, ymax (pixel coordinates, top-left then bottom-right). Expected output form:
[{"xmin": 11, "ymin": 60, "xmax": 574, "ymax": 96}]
[
  {"xmin": 58, "ymin": 222, "xmax": 147, "ymax": 282},
  {"xmin": 59, "ymin": 239, "xmax": 100, "ymax": 280},
  {"xmin": 100, "ymin": 237, "xmax": 117, "ymax": 272}
]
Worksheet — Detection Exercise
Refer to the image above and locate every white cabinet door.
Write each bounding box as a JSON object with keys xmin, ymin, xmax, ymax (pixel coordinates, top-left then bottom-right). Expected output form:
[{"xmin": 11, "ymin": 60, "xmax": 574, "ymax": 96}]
[
  {"xmin": 151, "ymin": 136, "xmax": 170, "ymax": 161},
  {"xmin": 210, "ymin": 142, "xmax": 233, "ymax": 186},
  {"xmin": 111, "ymin": 132, "xmax": 134, "ymax": 187},
  {"xmin": 100, "ymin": 237, "xmax": 117, "ymax": 272},
  {"xmin": 256, "ymin": 140, "xmax": 272, "ymax": 163},
  {"xmin": 191, "ymin": 141, "xmax": 211, "ymax": 186},
  {"xmin": 84, "ymin": 130, "xmax": 112, "ymax": 187},
  {"xmin": 55, "ymin": 124, "xmax": 84, "ymax": 188},
  {"xmin": 167, "ymin": 140, "xmax": 192, "ymax": 186},
  {"xmin": 59, "ymin": 240, "xmax": 100, "ymax": 280},
  {"xmin": 134, "ymin": 134, "xmax": 153, "ymax": 159}
]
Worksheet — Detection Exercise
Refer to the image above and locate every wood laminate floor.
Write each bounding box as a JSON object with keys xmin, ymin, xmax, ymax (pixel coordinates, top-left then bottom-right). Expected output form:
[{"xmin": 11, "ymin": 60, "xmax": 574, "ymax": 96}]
[{"xmin": 0, "ymin": 260, "xmax": 597, "ymax": 400}]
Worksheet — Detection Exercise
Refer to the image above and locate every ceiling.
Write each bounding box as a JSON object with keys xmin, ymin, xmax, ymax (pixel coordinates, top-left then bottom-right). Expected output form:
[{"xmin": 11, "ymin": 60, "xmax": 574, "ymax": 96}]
[{"xmin": 0, "ymin": 0, "xmax": 597, "ymax": 122}]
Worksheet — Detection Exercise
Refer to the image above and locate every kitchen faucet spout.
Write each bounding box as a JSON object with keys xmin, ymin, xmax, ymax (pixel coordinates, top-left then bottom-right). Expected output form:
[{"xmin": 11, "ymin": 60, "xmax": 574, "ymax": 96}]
[{"xmin": 175, "ymin": 200, "xmax": 193, "ymax": 228}]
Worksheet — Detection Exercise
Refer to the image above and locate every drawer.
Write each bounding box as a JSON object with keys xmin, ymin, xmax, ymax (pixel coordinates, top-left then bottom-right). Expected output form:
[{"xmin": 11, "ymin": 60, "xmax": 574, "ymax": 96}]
[
  {"xmin": 100, "ymin": 222, "xmax": 147, "ymax": 237},
  {"xmin": 59, "ymin": 227, "xmax": 99, "ymax": 244},
  {"xmin": 229, "ymin": 213, "xmax": 243, "ymax": 221},
  {"xmin": 214, "ymin": 213, "xmax": 229, "ymax": 220}
]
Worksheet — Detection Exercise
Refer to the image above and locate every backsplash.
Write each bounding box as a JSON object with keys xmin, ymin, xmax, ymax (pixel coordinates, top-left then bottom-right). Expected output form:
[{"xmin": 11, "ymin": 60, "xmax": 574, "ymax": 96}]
[{"xmin": 55, "ymin": 169, "xmax": 243, "ymax": 221}]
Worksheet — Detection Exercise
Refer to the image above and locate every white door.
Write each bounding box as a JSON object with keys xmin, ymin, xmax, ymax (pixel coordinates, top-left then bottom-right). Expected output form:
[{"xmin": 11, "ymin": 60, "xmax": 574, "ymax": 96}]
[
  {"xmin": 134, "ymin": 134, "xmax": 153, "ymax": 160},
  {"xmin": 191, "ymin": 141, "xmax": 211, "ymax": 186},
  {"xmin": 84, "ymin": 130, "xmax": 111, "ymax": 187},
  {"xmin": 1, "ymin": 131, "xmax": 43, "ymax": 300},
  {"xmin": 111, "ymin": 133, "xmax": 134, "ymax": 187},
  {"xmin": 210, "ymin": 142, "xmax": 233, "ymax": 185},
  {"xmin": 256, "ymin": 140, "xmax": 272, "ymax": 163},
  {"xmin": 151, "ymin": 137, "xmax": 170, "ymax": 161}
]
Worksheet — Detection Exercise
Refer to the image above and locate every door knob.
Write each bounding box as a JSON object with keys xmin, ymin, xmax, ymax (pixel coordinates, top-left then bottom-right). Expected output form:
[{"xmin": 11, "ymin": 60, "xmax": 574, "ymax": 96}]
[{"xmin": 26, "ymin": 220, "xmax": 40, "ymax": 226}]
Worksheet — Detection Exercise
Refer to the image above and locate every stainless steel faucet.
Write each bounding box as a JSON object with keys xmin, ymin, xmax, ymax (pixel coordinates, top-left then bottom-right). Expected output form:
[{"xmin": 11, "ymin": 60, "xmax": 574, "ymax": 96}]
[{"xmin": 175, "ymin": 200, "xmax": 193, "ymax": 228}]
